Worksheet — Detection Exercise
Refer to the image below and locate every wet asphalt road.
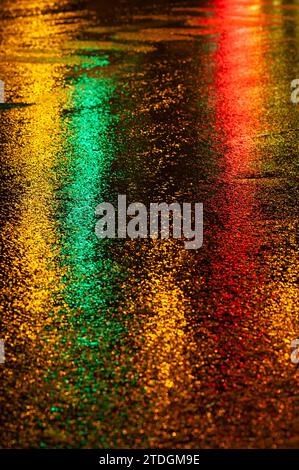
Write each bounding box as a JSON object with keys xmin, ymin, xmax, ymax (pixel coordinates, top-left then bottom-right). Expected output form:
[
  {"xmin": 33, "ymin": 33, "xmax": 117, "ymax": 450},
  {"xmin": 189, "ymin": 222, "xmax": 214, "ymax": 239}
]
[{"xmin": 0, "ymin": 0, "xmax": 299, "ymax": 448}]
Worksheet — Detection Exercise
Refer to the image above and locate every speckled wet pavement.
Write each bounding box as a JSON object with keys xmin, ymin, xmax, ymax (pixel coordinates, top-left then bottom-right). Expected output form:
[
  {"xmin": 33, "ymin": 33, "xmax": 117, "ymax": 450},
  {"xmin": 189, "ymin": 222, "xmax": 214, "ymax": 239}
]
[{"xmin": 0, "ymin": 0, "xmax": 298, "ymax": 448}]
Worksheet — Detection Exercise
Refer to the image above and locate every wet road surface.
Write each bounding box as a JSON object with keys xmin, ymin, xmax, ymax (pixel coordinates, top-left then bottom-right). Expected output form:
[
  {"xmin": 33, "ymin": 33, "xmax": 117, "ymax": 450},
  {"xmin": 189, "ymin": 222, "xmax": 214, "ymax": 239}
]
[{"xmin": 0, "ymin": 0, "xmax": 299, "ymax": 448}]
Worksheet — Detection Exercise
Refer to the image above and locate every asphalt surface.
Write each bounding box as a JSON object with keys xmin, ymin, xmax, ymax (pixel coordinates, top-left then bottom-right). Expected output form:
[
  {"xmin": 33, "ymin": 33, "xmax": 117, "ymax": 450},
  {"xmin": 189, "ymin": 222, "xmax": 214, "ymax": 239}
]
[{"xmin": 0, "ymin": 0, "xmax": 298, "ymax": 448}]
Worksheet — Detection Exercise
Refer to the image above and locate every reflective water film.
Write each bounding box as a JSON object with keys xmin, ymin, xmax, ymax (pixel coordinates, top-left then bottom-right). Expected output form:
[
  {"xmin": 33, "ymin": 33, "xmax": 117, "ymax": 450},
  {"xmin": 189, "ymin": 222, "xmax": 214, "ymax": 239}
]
[{"xmin": 0, "ymin": 0, "xmax": 298, "ymax": 449}]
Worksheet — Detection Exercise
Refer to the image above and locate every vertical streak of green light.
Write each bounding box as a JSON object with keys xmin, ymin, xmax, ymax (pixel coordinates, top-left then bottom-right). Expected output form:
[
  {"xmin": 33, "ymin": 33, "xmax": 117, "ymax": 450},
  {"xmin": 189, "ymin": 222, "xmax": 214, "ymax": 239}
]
[
  {"xmin": 45, "ymin": 61, "xmax": 129, "ymax": 447},
  {"xmin": 61, "ymin": 71, "xmax": 119, "ymax": 314}
]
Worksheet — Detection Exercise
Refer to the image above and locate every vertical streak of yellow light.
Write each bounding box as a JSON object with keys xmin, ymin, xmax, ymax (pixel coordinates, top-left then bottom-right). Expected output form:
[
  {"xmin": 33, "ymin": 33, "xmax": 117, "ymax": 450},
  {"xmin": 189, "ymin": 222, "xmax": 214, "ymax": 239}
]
[
  {"xmin": 0, "ymin": 3, "xmax": 75, "ymax": 434},
  {"xmin": 127, "ymin": 241, "xmax": 197, "ymax": 446}
]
